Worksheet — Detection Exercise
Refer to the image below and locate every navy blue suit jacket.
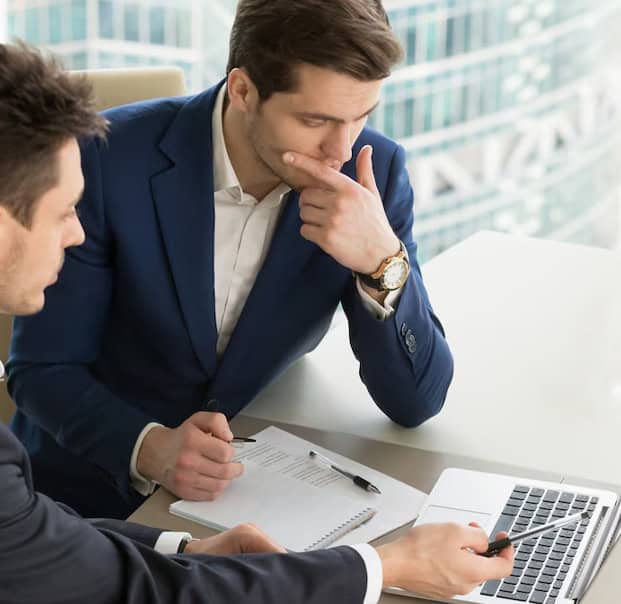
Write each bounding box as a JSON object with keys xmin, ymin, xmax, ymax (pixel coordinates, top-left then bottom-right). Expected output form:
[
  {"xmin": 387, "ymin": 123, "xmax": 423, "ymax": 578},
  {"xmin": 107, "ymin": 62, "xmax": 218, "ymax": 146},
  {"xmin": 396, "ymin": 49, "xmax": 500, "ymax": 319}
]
[
  {"xmin": 0, "ymin": 422, "xmax": 367, "ymax": 604},
  {"xmin": 8, "ymin": 82, "xmax": 453, "ymax": 518}
]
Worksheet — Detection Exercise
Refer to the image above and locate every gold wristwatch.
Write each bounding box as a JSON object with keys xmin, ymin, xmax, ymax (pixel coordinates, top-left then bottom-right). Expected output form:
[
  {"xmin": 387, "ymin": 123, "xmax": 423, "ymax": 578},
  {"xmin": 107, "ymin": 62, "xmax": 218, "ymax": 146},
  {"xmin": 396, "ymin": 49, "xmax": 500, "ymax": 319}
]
[{"xmin": 357, "ymin": 241, "xmax": 410, "ymax": 291}]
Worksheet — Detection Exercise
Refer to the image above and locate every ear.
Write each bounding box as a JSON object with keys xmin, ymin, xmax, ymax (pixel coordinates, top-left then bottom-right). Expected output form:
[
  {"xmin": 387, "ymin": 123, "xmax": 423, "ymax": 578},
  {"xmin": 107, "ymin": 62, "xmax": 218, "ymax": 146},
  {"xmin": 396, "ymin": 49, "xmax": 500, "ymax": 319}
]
[{"xmin": 226, "ymin": 68, "xmax": 260, "ymax": 114}]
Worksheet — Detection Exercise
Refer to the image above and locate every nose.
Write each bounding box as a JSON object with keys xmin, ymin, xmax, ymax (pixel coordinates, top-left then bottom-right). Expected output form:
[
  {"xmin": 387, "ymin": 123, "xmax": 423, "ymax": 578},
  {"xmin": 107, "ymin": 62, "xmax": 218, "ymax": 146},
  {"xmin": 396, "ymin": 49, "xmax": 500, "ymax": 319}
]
[
  {"xmin": 321, "ymin": 123, "xmax": 353, "ymax": 167},
  {"xmin": 64, "ymin": 215, "xmax": 85, "ymax": 249}
]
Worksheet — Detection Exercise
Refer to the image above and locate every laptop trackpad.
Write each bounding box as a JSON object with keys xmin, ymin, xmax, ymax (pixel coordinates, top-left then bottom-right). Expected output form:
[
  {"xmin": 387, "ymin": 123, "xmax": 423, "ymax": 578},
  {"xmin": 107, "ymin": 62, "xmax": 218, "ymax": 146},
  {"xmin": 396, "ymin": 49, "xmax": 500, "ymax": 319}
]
[{"xmin": 417, "ymin": 505, "xmax": 492, "ymax": 528}]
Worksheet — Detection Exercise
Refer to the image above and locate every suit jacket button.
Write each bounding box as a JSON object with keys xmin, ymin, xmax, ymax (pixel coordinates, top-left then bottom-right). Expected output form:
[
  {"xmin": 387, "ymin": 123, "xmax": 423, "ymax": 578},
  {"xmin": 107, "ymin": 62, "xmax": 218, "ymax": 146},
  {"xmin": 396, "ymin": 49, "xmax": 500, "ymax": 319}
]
[
  {"xmin": 401, "ymin": 322, "xmax": 408, "ymax": 337},
  {"xmin": 405, "ymin": 332, "xmax": 416, "ymax": 353}
]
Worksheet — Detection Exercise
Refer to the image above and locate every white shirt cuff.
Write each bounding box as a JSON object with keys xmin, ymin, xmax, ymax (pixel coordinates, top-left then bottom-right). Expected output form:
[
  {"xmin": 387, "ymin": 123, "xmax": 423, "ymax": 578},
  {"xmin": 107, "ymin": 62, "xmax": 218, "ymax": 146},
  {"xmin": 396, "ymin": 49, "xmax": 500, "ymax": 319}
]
[
  {"xmin": 348, "ymin": 544, "xmax": 383, "ymax": 604},
  {"xmin": 129, "ymin": 422, "xmax": 164, "ymax": 496},
  {"xmin": 355, "ymin": 277, "xmax": 403, "ymax": 321},
  {"xmin": 154, "ymin": 531, "xmax": 193, "ymax": 554}
]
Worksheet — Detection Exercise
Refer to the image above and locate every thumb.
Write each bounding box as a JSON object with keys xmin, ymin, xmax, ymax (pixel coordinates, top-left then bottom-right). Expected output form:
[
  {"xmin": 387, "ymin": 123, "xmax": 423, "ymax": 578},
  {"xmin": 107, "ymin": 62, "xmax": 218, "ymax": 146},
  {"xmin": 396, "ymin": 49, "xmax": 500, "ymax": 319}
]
[
  {"xmin": 189, "ymin": 411, "xmax": 234, "ymax": 442},
  {"xmin": 356, "ymin": 145, "xmax": 379, "ymax": 194}
]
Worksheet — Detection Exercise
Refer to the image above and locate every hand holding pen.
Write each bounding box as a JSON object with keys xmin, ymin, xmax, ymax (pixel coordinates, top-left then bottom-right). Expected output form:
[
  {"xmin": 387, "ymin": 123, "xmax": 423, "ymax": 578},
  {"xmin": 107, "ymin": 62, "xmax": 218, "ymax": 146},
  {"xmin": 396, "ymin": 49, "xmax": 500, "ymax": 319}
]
[{"xmin": 136, "ymin": 408, "xmax": 245, "ymax": 501}]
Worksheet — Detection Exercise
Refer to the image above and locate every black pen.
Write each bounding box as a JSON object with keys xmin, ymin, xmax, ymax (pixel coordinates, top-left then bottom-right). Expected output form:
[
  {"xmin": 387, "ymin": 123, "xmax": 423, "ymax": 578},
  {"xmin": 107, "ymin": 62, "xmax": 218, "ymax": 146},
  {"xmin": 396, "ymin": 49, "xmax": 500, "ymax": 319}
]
[
  {"xmin": 483, "ymin": 510, "xmax": 591, "ymax": 557},
  {"xmin": 231, "ymin": 436, "xmax": 256, "ymax": 443},
  {"xmin": 309, "ymin": 450, "xmax": 381, "ymax": 494}
]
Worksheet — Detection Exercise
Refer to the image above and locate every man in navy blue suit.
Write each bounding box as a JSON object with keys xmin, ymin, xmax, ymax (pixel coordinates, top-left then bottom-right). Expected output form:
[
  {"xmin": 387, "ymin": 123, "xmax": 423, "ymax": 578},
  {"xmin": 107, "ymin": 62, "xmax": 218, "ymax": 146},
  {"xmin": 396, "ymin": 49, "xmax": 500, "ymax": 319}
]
[
  {"xmin": 0, "ymin": 40, "xmax": 513, "ymax": 604},
  {"xmin": 9, "ymin": 0, "xmax": 454, "ymax": 520}
]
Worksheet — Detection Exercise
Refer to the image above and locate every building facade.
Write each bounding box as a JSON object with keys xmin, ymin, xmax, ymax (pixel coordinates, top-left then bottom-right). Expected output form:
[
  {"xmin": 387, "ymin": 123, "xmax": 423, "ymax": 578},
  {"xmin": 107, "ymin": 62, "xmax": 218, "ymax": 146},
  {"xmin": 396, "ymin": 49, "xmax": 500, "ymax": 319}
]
[
  {"xmin": 377, "ymin": 0, "xmax": 621, "ymax": 260},
  {"xmin": 6, "ymin": 0, "xmax": 236, "ymax": 90},
  {"xmin": 6, "ymin": 0, "xmax": 621, "ymax": 261}
]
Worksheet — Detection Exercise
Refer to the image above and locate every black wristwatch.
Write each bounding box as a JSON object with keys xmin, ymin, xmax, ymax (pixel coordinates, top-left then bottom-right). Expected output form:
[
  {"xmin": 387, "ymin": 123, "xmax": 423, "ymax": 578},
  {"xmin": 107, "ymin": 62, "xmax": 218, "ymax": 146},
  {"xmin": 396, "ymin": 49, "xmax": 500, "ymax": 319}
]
[{"xmin": 356, "ymin": 241, "xmax": 410, "ymax": 292}]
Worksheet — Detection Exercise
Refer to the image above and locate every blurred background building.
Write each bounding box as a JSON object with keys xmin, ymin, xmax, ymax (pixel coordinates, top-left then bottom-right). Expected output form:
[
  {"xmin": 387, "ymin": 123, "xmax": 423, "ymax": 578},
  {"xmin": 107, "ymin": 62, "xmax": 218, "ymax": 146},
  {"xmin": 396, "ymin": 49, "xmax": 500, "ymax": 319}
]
[{"xmin": 3, "ymin": 0, "xmax": 621, "ymax": 262}]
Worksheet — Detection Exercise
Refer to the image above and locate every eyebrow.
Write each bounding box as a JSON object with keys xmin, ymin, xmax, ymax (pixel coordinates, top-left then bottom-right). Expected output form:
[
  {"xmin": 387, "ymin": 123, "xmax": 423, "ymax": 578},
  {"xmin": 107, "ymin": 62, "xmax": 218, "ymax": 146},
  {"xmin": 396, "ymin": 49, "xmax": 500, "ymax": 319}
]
[{"xmin": 295, "ymin": 101, "xmax": 380, "ymax": 124}]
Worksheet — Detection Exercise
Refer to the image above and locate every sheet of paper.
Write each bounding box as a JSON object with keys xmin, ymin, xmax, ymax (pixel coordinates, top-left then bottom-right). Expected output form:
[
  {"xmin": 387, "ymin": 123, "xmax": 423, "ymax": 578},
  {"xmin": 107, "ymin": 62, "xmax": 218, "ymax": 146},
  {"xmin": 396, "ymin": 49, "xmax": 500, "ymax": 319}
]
[{"xmin": 235, "ymin": 426, "xmax": 426, "ymax": 546}]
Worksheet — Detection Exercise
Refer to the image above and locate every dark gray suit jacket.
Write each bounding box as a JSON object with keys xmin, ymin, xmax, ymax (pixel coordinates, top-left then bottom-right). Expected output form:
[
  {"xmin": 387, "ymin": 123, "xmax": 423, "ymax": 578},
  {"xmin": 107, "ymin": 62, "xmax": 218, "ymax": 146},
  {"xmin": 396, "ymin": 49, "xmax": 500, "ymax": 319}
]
[{"xmin": 0, "ymin": 422, "xmax": 366, "ymax": 604}]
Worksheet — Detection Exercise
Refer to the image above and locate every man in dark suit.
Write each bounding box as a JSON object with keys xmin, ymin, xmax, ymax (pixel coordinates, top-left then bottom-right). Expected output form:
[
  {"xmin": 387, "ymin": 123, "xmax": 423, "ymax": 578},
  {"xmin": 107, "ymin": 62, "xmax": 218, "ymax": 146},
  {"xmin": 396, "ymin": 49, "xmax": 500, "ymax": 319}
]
[
  {"xmin": 8, "ymin": 0, "xmax": 454, "ymax": 520},
  {"xmin": 0, "ymin": 41, "xmax": 512, "ymax": 604}
]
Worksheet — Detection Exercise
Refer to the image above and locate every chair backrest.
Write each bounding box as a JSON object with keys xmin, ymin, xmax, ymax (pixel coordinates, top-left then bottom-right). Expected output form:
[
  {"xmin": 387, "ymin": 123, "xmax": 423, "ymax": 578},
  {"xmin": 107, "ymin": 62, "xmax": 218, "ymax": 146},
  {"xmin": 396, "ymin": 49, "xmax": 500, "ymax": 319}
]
[
  {"xmin": 0, "ymin": 66, "xmax": 187, "ymax": 425},
  {"xmin": 73, "ymin": 66, "xmax": 187, "ymax": 111}
]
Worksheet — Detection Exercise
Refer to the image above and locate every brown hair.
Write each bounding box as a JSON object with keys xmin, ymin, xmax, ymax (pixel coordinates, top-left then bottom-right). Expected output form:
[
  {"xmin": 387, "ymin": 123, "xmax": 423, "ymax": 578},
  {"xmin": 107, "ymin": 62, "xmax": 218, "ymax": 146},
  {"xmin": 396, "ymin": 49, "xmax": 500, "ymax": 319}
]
[
  {"xmin": 227, "ymin": 0, "xmax": 403, "ymax": 101},
  {"xmin": 0, "ymin": 42, "xmax": 107, "ymax": 228}
]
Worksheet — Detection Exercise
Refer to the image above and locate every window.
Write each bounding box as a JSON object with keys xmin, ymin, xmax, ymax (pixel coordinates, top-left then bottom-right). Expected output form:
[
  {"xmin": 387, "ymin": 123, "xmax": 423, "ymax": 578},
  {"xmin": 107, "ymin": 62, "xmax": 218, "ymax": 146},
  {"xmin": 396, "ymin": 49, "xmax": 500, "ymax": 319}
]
[
  {"xmin": 124, "ymin": 4, "xmax": 140, "ymax": 42},
  {"xmin": 25, "ymin": 7, "xmax": 40, "ymax": 44},
  {"xmin": 99, "ymin": 0, "xmax": 115, "ymax": 39},
  {"xmin": 70, "ymin": 0, "xmax": 87, "ymax": 41},
  {"xmin": 48, "ymin": 4, "xmax": 63, "ymax": 44},
  {"xmin": 149, "ymin": 6, "xmax": 165, "ymax": 45}
]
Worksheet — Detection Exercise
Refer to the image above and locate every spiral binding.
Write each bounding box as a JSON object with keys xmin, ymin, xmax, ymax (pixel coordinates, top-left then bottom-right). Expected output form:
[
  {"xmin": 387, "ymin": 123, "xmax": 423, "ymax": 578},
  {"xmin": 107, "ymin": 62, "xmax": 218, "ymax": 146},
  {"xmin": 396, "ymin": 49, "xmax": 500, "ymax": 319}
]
[{"xmin": 304, "ymin": 507, "xmax": 377, "ymax": 551}]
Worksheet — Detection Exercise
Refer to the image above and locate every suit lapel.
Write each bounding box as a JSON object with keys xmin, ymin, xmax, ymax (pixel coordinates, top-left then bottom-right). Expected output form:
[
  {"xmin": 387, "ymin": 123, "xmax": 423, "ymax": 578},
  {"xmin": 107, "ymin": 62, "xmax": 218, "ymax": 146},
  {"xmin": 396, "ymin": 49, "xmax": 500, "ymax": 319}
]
[{"xmin": 150, "ymin": 84, "xmax": 222, "ymax": 378}]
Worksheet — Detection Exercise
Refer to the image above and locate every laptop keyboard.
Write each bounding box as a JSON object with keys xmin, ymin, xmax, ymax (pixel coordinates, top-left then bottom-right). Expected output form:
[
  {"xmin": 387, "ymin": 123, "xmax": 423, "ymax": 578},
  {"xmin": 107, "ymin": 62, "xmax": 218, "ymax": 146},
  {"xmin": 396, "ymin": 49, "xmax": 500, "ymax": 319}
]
[{"xmin": 480, "ymin": 485, "xmax": 597, "ymax": 603}]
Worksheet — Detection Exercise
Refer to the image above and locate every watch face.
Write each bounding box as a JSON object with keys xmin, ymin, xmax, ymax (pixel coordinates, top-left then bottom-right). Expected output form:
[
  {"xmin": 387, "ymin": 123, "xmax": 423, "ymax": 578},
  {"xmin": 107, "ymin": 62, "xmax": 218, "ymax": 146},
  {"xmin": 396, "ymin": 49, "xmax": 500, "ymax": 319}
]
[{"xmin": 381, "ymin": 259, "xmax": 409, "ymax": 290}]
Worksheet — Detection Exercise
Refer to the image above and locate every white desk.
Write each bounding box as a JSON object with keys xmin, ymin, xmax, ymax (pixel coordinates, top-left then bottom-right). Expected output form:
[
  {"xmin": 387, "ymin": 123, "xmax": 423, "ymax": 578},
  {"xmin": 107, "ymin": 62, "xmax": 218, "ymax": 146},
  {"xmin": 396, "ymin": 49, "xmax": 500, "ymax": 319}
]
[{"xmin": 243, "ymin": 231, "xmax": 621, "ymax": 485}]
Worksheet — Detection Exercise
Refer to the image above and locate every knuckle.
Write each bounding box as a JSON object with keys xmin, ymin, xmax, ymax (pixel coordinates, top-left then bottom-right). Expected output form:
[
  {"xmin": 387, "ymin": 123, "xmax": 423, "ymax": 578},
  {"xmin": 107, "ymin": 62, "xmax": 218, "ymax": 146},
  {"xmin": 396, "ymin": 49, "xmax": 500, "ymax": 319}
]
[
  {"xmin": 176, "ymin": 452, "xmax": 195, "ymax": 471},
  {"xmin": 239, "ymin": 522, "xmax": 258, "ymax": 535}
]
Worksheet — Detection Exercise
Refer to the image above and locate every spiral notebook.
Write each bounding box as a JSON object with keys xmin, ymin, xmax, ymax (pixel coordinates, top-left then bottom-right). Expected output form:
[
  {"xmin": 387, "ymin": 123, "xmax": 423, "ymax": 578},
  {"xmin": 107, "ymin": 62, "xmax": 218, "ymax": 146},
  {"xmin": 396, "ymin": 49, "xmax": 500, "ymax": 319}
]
[
  {"xmin": 170, "ymin": 462, "xmax": 376, "ymax": 551},
  {"xmin": 169, "ymin": 426, "xmax": 425, "ymax": 552}
]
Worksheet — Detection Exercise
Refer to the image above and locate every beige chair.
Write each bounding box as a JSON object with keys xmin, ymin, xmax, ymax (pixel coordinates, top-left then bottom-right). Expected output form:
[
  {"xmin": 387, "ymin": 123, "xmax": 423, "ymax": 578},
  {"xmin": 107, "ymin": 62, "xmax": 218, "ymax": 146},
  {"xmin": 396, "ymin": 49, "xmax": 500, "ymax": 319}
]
[
  {"xmin": 73, "ymin": 66, "xmax": 187, "ymax": 111},
  {"xmin": 0, "ymin": 66, "xmax": 187, "ymax": 424}
]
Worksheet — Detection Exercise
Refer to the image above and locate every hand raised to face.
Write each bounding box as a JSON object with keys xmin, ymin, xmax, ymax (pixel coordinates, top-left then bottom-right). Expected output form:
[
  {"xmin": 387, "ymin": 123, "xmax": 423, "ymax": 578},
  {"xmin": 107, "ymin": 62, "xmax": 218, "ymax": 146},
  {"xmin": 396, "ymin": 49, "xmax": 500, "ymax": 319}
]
[{"xmin": 284, "ymin": 146, "xmax": 400, "ymax": 275}]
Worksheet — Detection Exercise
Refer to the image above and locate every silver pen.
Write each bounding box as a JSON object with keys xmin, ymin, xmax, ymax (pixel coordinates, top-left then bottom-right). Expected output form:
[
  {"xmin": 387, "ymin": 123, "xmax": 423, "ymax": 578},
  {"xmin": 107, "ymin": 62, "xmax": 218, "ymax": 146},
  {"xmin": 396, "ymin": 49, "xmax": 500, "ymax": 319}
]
[{"xmin": 309, "ymin": 450, "xmax": 381, "ymax": 494}]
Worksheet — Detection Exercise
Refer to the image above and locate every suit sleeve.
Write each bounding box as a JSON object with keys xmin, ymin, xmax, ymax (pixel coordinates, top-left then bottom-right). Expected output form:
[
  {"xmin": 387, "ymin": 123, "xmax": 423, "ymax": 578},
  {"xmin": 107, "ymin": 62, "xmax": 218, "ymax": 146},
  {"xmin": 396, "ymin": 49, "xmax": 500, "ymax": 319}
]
[
  {"xmin": 0, "ymin": 436, "xmax": 367, "ymax": 604},
  {"xmin": 6, "ymin": 137, "xmax": 153, "ymax": 499},
  {"xmin": 341, "ymin": 145, "xmax": 454, "ymax": 427}
]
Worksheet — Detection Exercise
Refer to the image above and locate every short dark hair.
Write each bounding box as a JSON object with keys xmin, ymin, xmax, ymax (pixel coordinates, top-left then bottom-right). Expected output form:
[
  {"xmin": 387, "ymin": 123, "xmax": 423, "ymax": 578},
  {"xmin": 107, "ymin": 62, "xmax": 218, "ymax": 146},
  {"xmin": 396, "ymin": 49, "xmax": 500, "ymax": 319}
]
[
  {"xmin": 0, "ymin": 42, "xmax": 107, "ymax": 228},
  {"xmin": 227, "ymin": 0, "xmax": 403, "ymax": 101}
]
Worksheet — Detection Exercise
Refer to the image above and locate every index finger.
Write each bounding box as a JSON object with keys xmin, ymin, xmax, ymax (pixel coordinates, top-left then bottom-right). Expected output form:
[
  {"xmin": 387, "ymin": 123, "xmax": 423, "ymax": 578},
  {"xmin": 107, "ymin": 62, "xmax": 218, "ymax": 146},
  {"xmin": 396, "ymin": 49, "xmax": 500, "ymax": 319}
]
[{"xmin": 283, "ymin": 151, "xmax": 351, "ymax": 191}]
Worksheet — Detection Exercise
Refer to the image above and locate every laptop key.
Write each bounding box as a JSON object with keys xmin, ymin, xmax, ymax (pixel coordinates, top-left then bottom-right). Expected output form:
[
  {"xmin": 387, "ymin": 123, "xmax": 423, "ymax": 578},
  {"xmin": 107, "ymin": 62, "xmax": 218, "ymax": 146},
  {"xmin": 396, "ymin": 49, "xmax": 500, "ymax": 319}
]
[
  {"xmin": 543, "ymin": 490, "xmax": 559, "ymax": 503},
  {"xmin": 481, "ymin": 579, "xmax": 501, "ymax": 596},
  {"xmin": 493, "ymin": 514, "xmax": 516, "ymax": 536},
  {"xmin": 506, "ymin": 593, "xmax": 529, "ymax": 601},
  {"xmin": 529, "ymin": 590, "xmax": 547, "ymax": 603}
]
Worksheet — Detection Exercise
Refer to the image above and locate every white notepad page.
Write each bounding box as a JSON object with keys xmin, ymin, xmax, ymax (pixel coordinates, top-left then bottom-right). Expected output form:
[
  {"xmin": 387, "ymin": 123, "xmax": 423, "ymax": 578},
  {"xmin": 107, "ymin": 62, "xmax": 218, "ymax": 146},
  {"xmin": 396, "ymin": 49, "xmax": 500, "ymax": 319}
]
[
  {"xmin": 171, "ymin": 462, "xmax": 375, "ymax": 551},
  {"xmin": 170, "ymin": 426, "xmax": 426, "ymax": 550}
]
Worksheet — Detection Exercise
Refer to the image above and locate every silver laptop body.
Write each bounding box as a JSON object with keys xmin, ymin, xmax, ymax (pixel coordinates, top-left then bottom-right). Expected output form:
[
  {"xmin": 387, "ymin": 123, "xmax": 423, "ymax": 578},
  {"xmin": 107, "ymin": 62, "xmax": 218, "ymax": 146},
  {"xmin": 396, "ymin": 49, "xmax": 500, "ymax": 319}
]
[{"xmin": 385, "ymin": 468, "xmax": 620, "ymax": 604}]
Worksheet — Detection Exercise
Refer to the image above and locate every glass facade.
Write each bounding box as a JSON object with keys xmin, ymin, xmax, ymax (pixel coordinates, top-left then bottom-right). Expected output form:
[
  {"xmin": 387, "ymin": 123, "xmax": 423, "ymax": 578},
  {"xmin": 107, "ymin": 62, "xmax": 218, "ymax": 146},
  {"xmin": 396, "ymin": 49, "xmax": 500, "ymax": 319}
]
[
  {"xmin": 5, "ymin": 0, "xmax": 621, "ymax": 261},
  {"xmin": 6, "ymin": 0, "xmax": 236, "ymax": 89},
  {"xmin": 373, "ymin": 0, "xmax": 621, "ymax": 261}
]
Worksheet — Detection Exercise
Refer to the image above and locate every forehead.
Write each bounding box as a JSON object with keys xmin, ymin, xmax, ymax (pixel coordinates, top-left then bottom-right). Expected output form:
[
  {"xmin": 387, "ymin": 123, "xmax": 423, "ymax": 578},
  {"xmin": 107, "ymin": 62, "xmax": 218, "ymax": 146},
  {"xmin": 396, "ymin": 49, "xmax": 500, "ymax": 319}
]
[{"xmin": 270, "ymin": 64, "xmax": 383, "ymax": 118}]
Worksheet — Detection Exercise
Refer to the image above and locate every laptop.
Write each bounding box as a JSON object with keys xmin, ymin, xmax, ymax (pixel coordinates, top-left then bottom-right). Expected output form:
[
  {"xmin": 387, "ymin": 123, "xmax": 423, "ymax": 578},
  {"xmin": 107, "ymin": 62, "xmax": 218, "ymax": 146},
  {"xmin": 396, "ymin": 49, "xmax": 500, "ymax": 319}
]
[{"xmin": 385, "ymin": 468, "xmax": 620, "ymax": 603}]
